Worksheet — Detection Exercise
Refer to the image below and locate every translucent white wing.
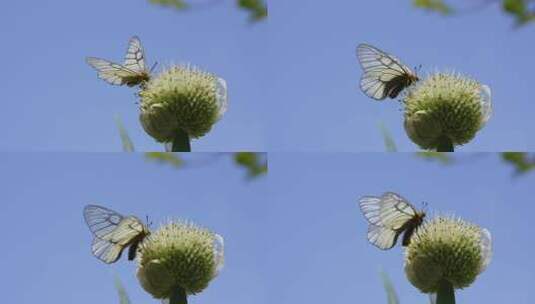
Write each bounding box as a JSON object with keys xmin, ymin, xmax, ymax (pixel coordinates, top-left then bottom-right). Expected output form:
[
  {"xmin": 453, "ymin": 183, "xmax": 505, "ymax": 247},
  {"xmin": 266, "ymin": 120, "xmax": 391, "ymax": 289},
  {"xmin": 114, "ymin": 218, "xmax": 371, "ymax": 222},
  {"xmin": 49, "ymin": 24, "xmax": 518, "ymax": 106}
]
[
  {"xmin": 123, "ymin": 36, "xmax": 146, "ymax": 73},
  {"xmin": 92, "ymin": 237, "xmax": 125, "ymax": 264},
  {"xmin": 357, "ymin": 44, "xmax": 414, "ymax": 100},
  {"xmin": 367, "ymin": 224, "xmax": 399, "ymax": 250},
  {"xmin": 84, "ymin": 205, "xmax": 146, "ymax": 263},
  {"xmin": 84, "ymin": 204, "xmax": 125, "ymax": 239},
  {"xmin": 359, "ymin": 192, "xmax": 417, "ymax": 230},
  {"xmin": 86, "ymin": 57, "xmax": 140, "ymax": 86}
]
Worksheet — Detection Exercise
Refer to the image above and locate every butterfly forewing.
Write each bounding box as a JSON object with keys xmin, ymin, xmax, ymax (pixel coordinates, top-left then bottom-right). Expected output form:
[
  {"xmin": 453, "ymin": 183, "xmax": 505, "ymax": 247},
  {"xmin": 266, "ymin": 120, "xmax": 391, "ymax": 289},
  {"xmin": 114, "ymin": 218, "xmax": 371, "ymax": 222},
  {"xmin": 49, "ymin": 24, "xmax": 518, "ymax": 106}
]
[
  {"xmin": 84, "ymin": 204, "xmax": 125, "ymax": 239},
  {"xmin": 360, "ymin": 192, "xmax": 417, "ymax": 229},
  {"xmin": 357, "ymin": 44, "xmax": 418, "ymax": 100},
  {"xmin": 359, "ymin": 192, "xmax": 425, "ymax": 250},
  {"xmin": 123, "ymin": 36, "xmax": 147, "ymax": 73}
]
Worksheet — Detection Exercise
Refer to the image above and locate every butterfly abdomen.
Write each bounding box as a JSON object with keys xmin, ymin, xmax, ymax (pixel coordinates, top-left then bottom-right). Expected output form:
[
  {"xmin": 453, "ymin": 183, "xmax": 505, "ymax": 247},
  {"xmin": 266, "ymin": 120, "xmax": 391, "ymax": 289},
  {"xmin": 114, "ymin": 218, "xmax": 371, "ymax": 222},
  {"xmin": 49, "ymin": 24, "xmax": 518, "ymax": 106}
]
[{"xmin": 401, "ymin": 212, "xmax": 425, "ymax": 246}]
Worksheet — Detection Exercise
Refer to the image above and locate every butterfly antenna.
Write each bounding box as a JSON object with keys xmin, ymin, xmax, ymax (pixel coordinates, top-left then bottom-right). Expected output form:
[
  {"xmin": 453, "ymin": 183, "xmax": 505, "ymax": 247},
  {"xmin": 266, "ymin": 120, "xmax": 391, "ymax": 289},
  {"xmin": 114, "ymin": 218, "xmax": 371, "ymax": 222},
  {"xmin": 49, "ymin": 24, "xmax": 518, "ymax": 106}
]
[
  {"xmin": 146, "ymin": 215, "xmax": 153, "ymax": 229},
  {"xmin": 150, "ymin": 62, "xmax": 158, "ymax": 73}
]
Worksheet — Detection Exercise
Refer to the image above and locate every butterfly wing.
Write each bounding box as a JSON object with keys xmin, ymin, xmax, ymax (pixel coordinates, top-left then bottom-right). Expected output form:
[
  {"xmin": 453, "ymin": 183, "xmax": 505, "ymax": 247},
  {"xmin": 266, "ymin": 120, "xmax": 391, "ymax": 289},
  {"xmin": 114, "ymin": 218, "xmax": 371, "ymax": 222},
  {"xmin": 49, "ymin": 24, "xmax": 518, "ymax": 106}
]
[
  {"xmin": 367, "ymin": 224, "xmax": 401, "ymax": 250},
  {"xmin": 92, "ymin": 237, "xmax": 125, "ymax": 263},
  {"xmin": 84, "ymin": 205, "xmax": 147, "ymax": 264},
  {"xmin": 86, "ymin": 57, "xmax": 141, "ymax": 86},
  {"xmin": 123, "ymin": 36, "xmax": 147, "ymax": 73},
  {"xmin": 357, "ymin": 44, "xmax": 416, "ymax": 100},
  {"xmin": 359, "ymin": 192, "xmax": 418, "ymax": 249}
]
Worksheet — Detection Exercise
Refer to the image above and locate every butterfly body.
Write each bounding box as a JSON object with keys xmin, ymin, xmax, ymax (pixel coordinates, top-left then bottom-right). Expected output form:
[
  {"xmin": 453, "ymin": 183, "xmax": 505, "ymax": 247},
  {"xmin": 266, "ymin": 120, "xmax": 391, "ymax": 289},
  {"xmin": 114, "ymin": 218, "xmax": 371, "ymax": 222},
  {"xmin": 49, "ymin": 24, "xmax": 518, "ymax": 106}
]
[
  {"xmin": 359, "ymin": 192, "xmax": 425, "ymax": 250},
  {"xmin": 84, "ymin": 205, "xmax": 150, "ymax": 264},
  {"xmin": 357, "ymin": 43, "xmax": 419, "ymax": 100},
  {"xmin": 86, "ymin": 36, "xmax": 151, "ymax": 88},
  {"xmin": 400, "ymin": 210, "xmax": 425, "ymax": 246}
]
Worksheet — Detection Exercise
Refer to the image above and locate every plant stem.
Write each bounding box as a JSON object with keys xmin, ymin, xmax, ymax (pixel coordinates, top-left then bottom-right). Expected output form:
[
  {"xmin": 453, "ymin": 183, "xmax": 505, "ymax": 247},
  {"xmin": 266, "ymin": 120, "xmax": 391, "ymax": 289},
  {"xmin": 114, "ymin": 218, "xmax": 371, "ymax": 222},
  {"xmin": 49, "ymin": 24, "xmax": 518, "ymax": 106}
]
[
  {"xmin": 169, "ymin": 287, "xmax": 187, "ymax": 304},
  {"xmin": 436, "ymin": 280, "xmax": 455, "ymax": 304},
  {"xmin": 436, "ymin": 136, "xmax": 453, "ymax": 152},
  {"xmin": 172, "ymin": 129, "xmax": 191, "ymax": 152}
]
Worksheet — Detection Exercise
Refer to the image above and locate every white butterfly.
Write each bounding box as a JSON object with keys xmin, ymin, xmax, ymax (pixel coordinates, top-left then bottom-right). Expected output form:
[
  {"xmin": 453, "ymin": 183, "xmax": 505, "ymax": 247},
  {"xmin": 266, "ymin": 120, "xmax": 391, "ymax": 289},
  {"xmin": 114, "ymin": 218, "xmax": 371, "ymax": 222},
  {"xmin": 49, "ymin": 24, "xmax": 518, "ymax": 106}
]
[
  {"xmin": 83, "ymin": 204, "xmax": 150, "ymax": 264},
  {"xmin": 357, "ymin": 43, "xmax": 419, "ymax": 100},
  {"xmin": 86, "ymin": 36, "xmax": 151, "ymax": 87},
  {"xmin": 358, "ymin": 192, "xmax": 425, "ymax": 250}
]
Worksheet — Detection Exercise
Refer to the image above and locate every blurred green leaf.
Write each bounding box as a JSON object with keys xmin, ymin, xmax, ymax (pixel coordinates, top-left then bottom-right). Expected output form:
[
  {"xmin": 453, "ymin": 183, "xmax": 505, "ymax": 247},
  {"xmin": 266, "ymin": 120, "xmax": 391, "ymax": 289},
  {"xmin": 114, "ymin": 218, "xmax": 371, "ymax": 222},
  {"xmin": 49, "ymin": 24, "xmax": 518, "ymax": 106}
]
[
  {"xmin": 238, "ymin": 0, "xmax": 267, "ymax": 22},
  {"xmin": 146, "ymin": 152, "xmax": 184, "ymax": 168},
  {"xmin": 503, "ymin": 0, "xmax": 535, "ymax": 25},
  {"xmin": 234, "ymin": 152, "xmax": 267, "ymax": 178},
  {"xmin": 417, "ymin": 152, "xmax": 453, "ymax": 164},
  {"xmin": 413, "ymin": 0, "xmax": 453, "ymax": 15},
  {"xmin": 115, "ymin": 116, "xmax": 135, "ymax": 152},
  {"xmin": 501, "ymin": 152, "xmax": 535, "ymax": 175},
  {"xmin": 149, "ymin": 0, "xmax": 188, "ymax": 10},
  {"xmin": 379, "ymin": 269, "xmax": 399, "ymax": 304},
  {"xmin": 114, "ymin": 276, "xmax": 131, "ymax": 304},
  {"xmin": 379, "ymin": 123, "xmax": 397, "ymax": 152}
]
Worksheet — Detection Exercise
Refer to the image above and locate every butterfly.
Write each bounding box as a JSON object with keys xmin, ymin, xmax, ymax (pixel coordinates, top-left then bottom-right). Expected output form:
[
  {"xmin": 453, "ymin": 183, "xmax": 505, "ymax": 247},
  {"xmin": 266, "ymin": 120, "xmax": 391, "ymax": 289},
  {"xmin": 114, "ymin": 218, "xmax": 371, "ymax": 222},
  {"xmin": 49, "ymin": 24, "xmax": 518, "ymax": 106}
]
[
  {"xmin": 83, "ymin": 204, "xmax": 150, "ymax": 264},
  {"xmin": 356, "ymin": 43, "xmax": 419, "ymax": 100},
  {"xmin": 86, "ymin": 36, "xmax": 151, "ymax": 87},
  {"xmin": 358, "ymin": 192, "xmax": 425, "ymax": 250}
]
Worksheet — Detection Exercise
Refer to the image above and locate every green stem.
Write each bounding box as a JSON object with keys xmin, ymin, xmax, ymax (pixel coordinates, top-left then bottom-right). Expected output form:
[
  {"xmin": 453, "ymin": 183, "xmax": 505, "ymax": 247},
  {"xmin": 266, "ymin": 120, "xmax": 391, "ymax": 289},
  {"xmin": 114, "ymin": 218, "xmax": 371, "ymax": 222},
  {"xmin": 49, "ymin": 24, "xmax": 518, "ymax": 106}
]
[
  {"xmin": 171, "ymin": 129, "xmax": 191, "ymax": 152},
  {"xmin": 436, "ymin": 136, "xmax": 454, "ymax": 152},
  {"xmin": 436, "ymin": 280, "xmax": 455, "ymax": 304},
  {"xmin": 169, "ymin": 287, "xmax": 187, "ymax": 304}
]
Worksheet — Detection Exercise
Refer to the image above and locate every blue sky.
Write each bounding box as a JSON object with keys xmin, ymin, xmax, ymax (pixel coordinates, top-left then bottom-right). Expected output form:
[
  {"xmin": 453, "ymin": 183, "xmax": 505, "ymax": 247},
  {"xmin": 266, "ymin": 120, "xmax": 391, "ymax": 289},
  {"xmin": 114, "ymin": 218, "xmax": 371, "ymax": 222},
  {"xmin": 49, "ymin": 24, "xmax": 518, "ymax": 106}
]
[
  {"xmin": 1, "ymin": 1, "xmax": 267, "ymax": 152},
  {"xmin": 0, "ymin": 153, "xmax": 270, "ymax": 304},
  {"xmin": 1, "ymin": 152, "xmax": 533, "ymax": 304},
  {"xmin": 266, "ymin": 1, "xmax": 535, "ymax": 151},
  {"xmin": 267, "ymin": 153, "xmax": 534, "ymax": 304}
]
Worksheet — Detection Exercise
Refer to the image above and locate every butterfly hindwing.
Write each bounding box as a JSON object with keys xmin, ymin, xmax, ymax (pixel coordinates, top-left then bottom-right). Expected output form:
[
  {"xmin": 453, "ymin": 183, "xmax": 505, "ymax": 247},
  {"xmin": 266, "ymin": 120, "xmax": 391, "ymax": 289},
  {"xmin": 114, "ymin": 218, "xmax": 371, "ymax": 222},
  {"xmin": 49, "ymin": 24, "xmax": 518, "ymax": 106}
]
[
  {"xmin": 367, "ymin": 224, "xmax": 401, "ymax": 250},
  {"xmin": 357, "ymin": 44, "xmax": 418, "ymax": 100}
]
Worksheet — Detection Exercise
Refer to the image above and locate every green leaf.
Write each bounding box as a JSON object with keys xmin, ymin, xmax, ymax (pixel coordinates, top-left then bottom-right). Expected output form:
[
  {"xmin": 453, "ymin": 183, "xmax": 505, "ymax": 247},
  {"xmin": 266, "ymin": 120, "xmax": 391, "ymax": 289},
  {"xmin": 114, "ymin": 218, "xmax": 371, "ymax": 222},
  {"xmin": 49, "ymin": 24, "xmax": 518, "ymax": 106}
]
[
  {"xmin": 503, "ymin": 0, "xmax": 535, "ymax": 25},
  {"xmin": 501, "ymin": 152, "xmax": 535, "ymax": 175},
  {"xmin": 234, "ymin": 152, "xmax": 267, "ymax": 178},
  {"xmin": 237, "ymin": 0, "xmax": 267, "ymax": 22},
  {"xmin": 413, "ymin": 0, "xmax": 453, "ymax": 15},
  {"xmin": 114, "ymin": 276, "xmax": 131, "ymax": 304},
  {"xmin": 145, "ymin": 152, "xmax": 184, "ymax": 168},
  {"xmin": 379, "ymin": 269, "xmax": 399, "ymax": 304},
  {"xmin": 149, "ymin": 0, "xmax": 188, "ymax": 10},
  {"xmin": 379, "ymin": 122, "xmax": 397, "ymax": 152},
  {"xmin": 115, "ymin": 116, "xmax": 135, "ymax": 152}
]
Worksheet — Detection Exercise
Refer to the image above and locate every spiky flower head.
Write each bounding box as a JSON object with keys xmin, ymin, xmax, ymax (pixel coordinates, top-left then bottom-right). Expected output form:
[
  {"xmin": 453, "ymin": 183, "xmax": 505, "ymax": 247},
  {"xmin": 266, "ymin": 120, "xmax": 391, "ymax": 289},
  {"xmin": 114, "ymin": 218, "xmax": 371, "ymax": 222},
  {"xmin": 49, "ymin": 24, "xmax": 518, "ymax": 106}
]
[
  {"xmin": 404, "ymin": 216, "xmax": 492, "ymax": 293},
  {"xmin": 403, "ymin": 72, "xmax": 492, "ymax": 150},
  {"xmin": 139, "ymin": 65, "xmax": 228, "ymax": 142},
  {"xmin": 136, "ymin": 220, "xmax": 224, "ymax": 299}
]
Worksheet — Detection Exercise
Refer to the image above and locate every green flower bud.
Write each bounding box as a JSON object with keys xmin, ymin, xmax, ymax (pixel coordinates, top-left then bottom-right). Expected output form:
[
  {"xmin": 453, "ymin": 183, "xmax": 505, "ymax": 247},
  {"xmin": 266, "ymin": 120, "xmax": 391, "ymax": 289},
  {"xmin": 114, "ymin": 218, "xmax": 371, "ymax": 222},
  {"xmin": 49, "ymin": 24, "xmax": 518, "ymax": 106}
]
[
  {"xmin": 403, "ymin": 73, "xmax": 492, "ymax": 150},
  {"xmin": 404, "ymin": 216, "xmax": 492, "ymax": 293},
  {"xmin": 139, "ymin": 65, "xmax": 228, "ymax": 142},
  {"xmin": 137, "ymin": 221, "xmax": 224, "ymax": 299}
]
